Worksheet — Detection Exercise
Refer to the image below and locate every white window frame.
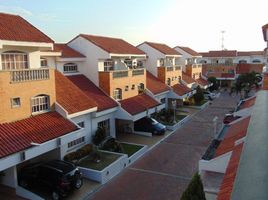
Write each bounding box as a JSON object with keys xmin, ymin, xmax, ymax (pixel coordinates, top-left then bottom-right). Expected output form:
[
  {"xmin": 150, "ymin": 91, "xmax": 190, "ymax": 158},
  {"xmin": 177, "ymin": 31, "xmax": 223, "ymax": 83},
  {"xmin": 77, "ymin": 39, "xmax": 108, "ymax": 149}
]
[
  {"xmin": 63, "ymin": 63, "xmax": 78, "ymax": 73},
  {"xmin": 77, "ymin": 121, "xmax": 85, "ymax": 128},
  {"xmin": 67, "ymin": 136, "xmax": 85, "ymax": 149},
  {"xmin": 98, "ymin": 119, "xmax": 110, "ymax": 135},
  {"xmin": 1, "ymin": 51, "xmax": 28, "ymax": 70},
  {"xmin": 31, "ymin": 95, "xmax": 50, "ymax": 114},
  {"xmin": 11, "ymin": 97, "xmax": 21, "ymax": 108},
  {"xmin": 104, "ymin": 60, "xmax": 114, "ymax": 71},
  {"xmin": 40, "ymin": 57, "xmax": 48, "ymax": 68},
  {"xmin": 113, "ymin": 88, "xmax": 122, "ymax": 100}
]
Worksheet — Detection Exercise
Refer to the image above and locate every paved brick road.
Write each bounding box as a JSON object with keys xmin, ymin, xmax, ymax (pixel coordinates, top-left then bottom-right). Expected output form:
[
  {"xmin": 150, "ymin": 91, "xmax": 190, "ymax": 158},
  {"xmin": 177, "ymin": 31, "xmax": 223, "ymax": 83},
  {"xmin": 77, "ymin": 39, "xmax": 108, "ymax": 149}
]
[{"xmin": 88, "ymin": 92, "xmax": 239, "ymax": 200}]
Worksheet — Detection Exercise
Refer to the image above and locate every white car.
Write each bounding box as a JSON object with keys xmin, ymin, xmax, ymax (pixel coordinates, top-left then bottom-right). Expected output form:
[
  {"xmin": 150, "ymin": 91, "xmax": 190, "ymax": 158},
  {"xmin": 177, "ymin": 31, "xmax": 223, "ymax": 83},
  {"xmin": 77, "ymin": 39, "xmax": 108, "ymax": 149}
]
[{"xmin": 204, "ymin": 91, "xmax": 216, "ymax": 100}]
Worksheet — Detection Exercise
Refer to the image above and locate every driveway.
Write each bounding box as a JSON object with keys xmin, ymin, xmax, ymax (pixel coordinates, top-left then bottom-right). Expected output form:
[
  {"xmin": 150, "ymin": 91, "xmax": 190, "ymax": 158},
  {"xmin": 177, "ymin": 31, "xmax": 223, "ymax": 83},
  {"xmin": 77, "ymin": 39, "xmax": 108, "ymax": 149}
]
[{"xmin": 87, "ymin": 92, "xmax": 239, "ymax": 200}]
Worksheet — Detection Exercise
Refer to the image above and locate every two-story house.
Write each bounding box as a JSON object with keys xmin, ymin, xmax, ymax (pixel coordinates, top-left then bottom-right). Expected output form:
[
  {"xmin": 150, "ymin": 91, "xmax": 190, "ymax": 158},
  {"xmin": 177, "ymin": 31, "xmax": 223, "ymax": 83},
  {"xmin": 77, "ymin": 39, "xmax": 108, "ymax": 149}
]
[
  {"xmin": 0, "ymin": 13, "xmax": 98, "ymax": 198},
  {"xmin": 137, "ymin": 42, "xmax": 195, "ymax": 108},
  {"xmin": 65, "ymin": 35, "xmax": 163, "ymax": 135},
  {"xmin": 174, "ymin": 46, "xmax": 210, "ymax": 89}
]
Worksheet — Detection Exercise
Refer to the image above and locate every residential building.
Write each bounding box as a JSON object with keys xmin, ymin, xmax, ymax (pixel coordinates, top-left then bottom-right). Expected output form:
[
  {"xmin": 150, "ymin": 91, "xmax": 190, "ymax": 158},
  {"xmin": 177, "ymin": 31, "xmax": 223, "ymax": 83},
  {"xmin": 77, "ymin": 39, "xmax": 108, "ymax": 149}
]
[
  {"xmin": 137, "ymin": 42, "xmax": 194, "ymax": 108},
  {"xmin": 174, "ymin": 46, "xmax": 210, "ymax": 89},
  {"xmin": 0, "ymin": 13, "xmax": 97, "ymax": 199},
  {"xmin": 65, "ymin": 35, "xmax": 163, "ymax": 134},
  {"xmin": 199, "ymin": 50, "xmax": 265, "ymax": 87}
]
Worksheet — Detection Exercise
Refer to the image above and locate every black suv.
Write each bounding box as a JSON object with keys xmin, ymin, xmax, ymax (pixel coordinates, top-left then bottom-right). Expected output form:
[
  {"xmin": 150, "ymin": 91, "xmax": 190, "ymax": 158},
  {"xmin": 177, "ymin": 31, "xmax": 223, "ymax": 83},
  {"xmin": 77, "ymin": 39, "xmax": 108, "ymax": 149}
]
[
  {"xmin": 134, "ymin": 117, "xmax": 166, "ymax": 135},
  {"xmin": 18, "ymin": 160, "xmax": 83, "ymax": 200}
]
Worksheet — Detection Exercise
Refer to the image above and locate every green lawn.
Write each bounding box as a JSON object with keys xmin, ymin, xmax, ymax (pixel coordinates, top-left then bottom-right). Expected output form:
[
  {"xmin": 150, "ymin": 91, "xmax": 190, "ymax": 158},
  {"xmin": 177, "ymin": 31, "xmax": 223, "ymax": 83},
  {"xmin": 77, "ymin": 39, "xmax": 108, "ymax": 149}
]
[
  {"xmin": 78, "ymin": 151, "xmax": 121, "ymax": 171},
  {"xmin": 120, "ymin": 143, "xmax": 143, "ymax": 157}
]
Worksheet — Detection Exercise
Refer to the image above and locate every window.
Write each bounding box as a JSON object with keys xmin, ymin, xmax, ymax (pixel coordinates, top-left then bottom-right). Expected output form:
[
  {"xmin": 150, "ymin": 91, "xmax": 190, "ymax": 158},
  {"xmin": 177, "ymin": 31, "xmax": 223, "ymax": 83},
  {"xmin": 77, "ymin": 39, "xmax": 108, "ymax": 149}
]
[
  {"xmin": 137, "ymin": 60, "xmax": 143, "ymax": 68},
  {"xmin": 31, "ymin": 95, "xmax": 50, "ymax": 114},
  {"xmin": 68, "ymin": 137, "xmax": 85, "ymax": 148},
  {"xmin": 98, "ymin": 119, "xmax": 110, "ymax": 135},
  {"xmin": 11, "ymin": 97, "xmax": 21, "ymax": 108},
  {"xmin": 125, "ymin": 85, "xmax": 129, "ymax": 91},
  {"xmin": 40, "ymin": 57, "xmax": 48, "ymax": 67},
  {"xmin": 131, "ymin": 84, "xmax": 135, "ymax": 90},
  {"xmin": 1, "ymin": 51, "xmax": 28, "ymax": 70},
  {"xmin": 104, "ymin": 60, "xmax": 114, "ymax": 71},
  {"xmin": 159, "ymin": 58, "xmax": 165, "ymax": 66},
  {"xmin": 63, "ymin": 63, "xmax": 78, "ymax": 73},
  {"xmin": 252, "ymin": 59, "xmax": 261, "ymax": 63},
  {"xmin": 238, "ymin": 60, "xmax": 247, "ymax": 64},
  {"xmin": 160, "ymin": 98, "xmax": 166, "ymax": 104},
  {"xmin": 113, "ymin": 88, "xmax": 122, "ymax": 100},
  {"xmin": 77, "ymin": 121, "xmax": 85, "ymax": 128},
  {"xmin": 138, "ymin": 83, "xmax": 145, "ymax": 93},
  {"xmin": 167, "ymin": 78, "xmax": 171, "ymax": 86},
  {"xmin": 124, "ymin": 59, "xmax": 132, "ymax": 68}
]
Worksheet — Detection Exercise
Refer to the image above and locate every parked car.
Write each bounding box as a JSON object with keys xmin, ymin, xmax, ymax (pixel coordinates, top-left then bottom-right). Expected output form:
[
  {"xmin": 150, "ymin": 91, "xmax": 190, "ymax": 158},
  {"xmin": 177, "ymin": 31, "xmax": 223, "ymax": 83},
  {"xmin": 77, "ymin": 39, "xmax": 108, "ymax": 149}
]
[
  {"xmin": 134, "ymin": 117, "xmax": 166, "ymax": 135},
  {"xmin": 18, "ymin": 160, "xmax": 83, "ymax": 200},
  {"xmin": 223, "ymin": 114, "xmax": 241, "ymax": 124},
  {"xmin": 204, "ymin": 91, "xmax": 216, "ymax": 100}
]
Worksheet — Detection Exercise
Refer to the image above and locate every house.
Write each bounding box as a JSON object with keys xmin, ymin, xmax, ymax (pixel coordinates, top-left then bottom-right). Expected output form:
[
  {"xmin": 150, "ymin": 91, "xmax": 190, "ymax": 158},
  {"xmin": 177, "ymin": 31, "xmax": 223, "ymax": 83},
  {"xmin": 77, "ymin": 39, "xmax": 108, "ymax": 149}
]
[
  {"xmin": 174, "ymin": 46, "xmax": 211, "ymax": 89},
  {"xmin": 199, "ymin": 50, "xmax": 265, "ymax": 87},
  {"xmin": 65, "ymin": 35, "xmax": 163, "ymax": 134},
  {"xmin": 137, "ymin": 42, "xmax": 194, "ymax": 108},
  {"xmin": 0, "ymin": 13, "xmax": 95, "ymax": 199}
]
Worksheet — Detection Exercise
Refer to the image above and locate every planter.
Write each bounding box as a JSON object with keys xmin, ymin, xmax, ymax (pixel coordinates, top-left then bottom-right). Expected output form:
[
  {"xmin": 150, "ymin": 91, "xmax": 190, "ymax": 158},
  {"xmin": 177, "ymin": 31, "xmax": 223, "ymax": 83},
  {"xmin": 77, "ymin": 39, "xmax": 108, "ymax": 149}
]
[
  {"xmin": 78, "ymin": 150, "xmax": 128, "ymax": 184},
  {"xmin": 120, "ymin": 142, "xmax": 148, "ymax": 165}
]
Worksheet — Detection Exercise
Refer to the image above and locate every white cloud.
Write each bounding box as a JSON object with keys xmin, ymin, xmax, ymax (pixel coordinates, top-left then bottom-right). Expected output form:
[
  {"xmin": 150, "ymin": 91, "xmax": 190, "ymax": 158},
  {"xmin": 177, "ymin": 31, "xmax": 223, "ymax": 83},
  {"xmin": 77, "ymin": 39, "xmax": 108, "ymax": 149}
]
[{"xmin": 0, "ymin": 5, "xmax": 33, "ymax": 16}]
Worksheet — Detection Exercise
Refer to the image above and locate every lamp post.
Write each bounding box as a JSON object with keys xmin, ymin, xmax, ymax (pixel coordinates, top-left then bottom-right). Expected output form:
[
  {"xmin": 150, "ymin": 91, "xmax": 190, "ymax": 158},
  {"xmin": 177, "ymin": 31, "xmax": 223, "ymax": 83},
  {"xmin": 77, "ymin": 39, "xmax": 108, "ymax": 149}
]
[
  {"xmin": 213, "ymin": 116, "xmax": 218, "ymax": 138},
  {"xmin": 172, "ymin": 100, "xmax": 176, "ymax": 124}
]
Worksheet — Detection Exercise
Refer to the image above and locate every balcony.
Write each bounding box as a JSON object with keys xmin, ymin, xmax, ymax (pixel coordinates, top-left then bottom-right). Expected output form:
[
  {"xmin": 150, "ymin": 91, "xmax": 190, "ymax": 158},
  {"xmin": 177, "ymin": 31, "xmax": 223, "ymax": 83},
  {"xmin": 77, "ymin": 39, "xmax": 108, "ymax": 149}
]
[
  {"xmin": 10, "ymin": 69, "xmax": 50, "ymax": 83},
  {"xmin": 175, "ymin": 65, "xmax": 182, "ymax": 71},
  {"xmin": 166, "ymin": 66, "xmax": 174, "ymax": 71}
]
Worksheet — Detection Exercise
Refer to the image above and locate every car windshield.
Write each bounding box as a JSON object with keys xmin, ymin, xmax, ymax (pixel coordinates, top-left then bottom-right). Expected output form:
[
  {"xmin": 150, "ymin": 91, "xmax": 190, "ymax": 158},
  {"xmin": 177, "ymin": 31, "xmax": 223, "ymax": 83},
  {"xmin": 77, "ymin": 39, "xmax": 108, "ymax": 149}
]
[{"xmin": 149, "ymin": 118, "xmax": 159, "ymax": 125}]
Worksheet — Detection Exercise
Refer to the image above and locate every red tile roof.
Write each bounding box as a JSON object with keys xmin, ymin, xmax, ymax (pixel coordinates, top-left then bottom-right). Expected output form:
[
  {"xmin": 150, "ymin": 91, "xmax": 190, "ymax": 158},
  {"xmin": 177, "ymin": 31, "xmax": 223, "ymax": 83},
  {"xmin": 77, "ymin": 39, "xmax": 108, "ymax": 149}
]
[
  {"xmin": 55, "ymin": 71, "xmax": 97, "ymax": 115},
  {"xmin": 146, "ymin": 71, "xmax": 170, "ymax": 95},
  {"xmin": 217, "ymin": 143, "xmax": 244, "ymax": 200},
  {"xmin": 0, "ymin": 13, "xmax": 53, "ymax": 43},
  {"xmin": 236, "ymin": 63, "xmax": 264, "ymax": 74},
  {"xmin": 175, "ymin": 46, "xmax": 201, "ymax": 57},
  {"xmin": 215, "ymin": 117, "xmax": 250, "ymax": 157},
  {"xmin": 76, "ymin": 34, "xmax": 145, "ymax": 55},
  {"xmin": 0, "ymin": 112, "xmax": 78, "ymax": 158},
  {"xmin": 172, "ymin": 83, "xmax": 192, "ymax": 96},
  {"xmin": 237, "ymin": 51, "xmax": 264, "ymax": 56},
  {"xmin": 120, "ymin": 93, "xmax": 160, "ymax": 115},
  {"xmin": 196, "ymin": 78, "xmax": 209, "ymax": 86},
  {"xmin": 141, "ymin": 42, "xmax": 181, "ymax": 55},
  {"xmin": 54, "ymin": 43, "xmax": 85, "ymax": 58},
  {"xmin": 182, "ymin": 72, "xmax": 196, "ymax": 84},
  {"xmin": 200, "ymin": 50, "xmax": 237, "ymax": 57},
  {"xmin": 67, "ymin": 75, "xmax": 118, "ymax": 112},
  {"xmin": 239, "ymin": 97, "xmax": 256, "ymax": 110}
]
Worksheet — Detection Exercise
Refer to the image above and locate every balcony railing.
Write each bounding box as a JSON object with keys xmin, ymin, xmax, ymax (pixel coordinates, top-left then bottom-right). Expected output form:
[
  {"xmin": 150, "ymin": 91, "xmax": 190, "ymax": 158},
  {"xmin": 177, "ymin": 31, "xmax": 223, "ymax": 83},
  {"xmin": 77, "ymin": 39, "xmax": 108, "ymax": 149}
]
[
  {"xmin": 166, "ymin": 66, "xmax": 174, "ymax": 72},
  {"xmin": 175, "ymin": 65, "xmax": 182, "ymax": 71},
  {"xmin": 132, "ymin": 69, "xmax": 145, "ymax": 76},
  {"xmin": 112, "ymin": 70, "xmax": 128, "ymax": 79},
  {"xmin": 10, "ymin": 69, "xmax": 50, "ymax": 83}
]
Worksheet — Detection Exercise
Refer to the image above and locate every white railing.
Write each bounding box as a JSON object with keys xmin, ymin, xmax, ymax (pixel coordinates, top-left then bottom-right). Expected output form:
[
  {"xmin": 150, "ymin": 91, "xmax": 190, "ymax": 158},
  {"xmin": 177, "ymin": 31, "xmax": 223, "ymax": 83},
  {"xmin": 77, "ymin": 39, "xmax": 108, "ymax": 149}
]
[{"xmin": 10, "ymin": 69, "xmax": 50, "ymax": 83}]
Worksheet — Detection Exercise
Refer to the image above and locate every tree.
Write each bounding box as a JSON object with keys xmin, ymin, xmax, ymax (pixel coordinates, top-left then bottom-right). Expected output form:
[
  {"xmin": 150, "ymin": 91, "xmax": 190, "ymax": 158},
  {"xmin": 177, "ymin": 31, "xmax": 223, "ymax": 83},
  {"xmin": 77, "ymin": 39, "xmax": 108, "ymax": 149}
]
[
  {"xmin": 193, "ymin": 86, "xmax": 204, "ymax": 105},
  {"xmin": 231, "ymin": 72, "xmax": 260, "ymax": 99},
  {"xmin": 180, "ymin": 173, "xmax": 206, "ymax": 200},
  {"xmin": 207, "ymin": 76, "xmax": 219, "ymax": 91},
  {"xmin": 92, "ymin": 127, "xmax": 106, "ymax": 146}
]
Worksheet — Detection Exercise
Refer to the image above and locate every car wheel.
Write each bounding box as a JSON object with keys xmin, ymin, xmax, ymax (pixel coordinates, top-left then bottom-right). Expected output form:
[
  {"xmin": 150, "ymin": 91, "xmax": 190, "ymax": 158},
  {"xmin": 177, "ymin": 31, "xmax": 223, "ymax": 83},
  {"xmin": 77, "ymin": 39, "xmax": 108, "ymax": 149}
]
[
  {"xmin": 19, "ymin": 179, "xmax": 28, "ymax": 188},
  {"xmin": 74, "ymin": 178, "xmax": 83, "ymax": 189},
  {"xmin": 52, "ymin": 191, "xmax": 60, "ymax": 200}
]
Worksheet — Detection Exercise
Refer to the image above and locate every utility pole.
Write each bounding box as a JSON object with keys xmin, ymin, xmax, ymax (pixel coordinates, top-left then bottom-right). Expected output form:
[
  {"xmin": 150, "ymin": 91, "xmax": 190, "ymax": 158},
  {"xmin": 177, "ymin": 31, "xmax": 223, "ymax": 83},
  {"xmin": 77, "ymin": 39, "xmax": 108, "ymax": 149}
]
[{"xmin": 221, "ymin": 30, "xmax": 225, "ymax": 50}]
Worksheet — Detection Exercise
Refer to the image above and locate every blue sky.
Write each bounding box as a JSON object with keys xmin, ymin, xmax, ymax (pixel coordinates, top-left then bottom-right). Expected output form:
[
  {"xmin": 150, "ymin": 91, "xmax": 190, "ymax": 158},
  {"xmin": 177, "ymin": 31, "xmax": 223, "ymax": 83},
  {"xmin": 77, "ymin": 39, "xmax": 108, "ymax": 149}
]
[{"xmin": 0, "ymin": 0, "xmax": 268, "ymax": 51}]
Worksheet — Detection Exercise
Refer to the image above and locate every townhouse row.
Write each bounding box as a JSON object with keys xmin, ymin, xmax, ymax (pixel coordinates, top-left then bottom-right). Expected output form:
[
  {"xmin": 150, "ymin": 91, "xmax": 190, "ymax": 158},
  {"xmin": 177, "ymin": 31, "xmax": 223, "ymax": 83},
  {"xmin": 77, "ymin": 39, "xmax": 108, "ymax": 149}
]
[{"xmin": 0, "ymin": 12, "xmax": 210, "ymax": 193}]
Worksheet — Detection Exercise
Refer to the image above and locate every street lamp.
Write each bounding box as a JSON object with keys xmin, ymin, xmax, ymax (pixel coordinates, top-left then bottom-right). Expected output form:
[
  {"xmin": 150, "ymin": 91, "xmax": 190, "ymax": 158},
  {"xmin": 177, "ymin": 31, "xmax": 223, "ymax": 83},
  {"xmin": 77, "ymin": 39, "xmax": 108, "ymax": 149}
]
[
  {"xmin": 172, "ymin": 100, "xmax": 176, "ymax": 124},
  {"xmin": 213, "ymin": 116, "xmax": 218, "ymax": 138}
]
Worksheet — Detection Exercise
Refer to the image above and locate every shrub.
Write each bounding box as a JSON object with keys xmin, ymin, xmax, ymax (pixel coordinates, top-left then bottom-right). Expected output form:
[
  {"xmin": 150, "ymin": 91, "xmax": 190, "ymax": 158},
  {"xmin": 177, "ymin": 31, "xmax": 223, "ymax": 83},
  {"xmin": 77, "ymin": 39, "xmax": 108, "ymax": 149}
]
[
  {"xmin": 193, "ymin": 86, "xmax": 204, "ymax": 105},
  {"xmin": 207, "ymin": 76, "xmax": 219, "ymax": 91},
  {"xmin": 64, "ymin": 144, "xmax": 93, "ymax": 162},
  {"xmin": 180, "ymin": 173, "xmax": 206, "ymax": 200},
  {"xmin": 92, "ymin": 127, "xmax": 106, "ymax": 146}
]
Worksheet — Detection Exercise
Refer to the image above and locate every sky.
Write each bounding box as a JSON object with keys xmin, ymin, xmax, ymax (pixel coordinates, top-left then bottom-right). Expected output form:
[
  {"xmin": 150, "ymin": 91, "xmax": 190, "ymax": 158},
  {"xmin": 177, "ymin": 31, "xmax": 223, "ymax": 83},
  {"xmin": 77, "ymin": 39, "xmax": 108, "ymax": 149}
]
[{"xmin": 0, "ymin": 0, "xmax": 267, "ymax": 52}]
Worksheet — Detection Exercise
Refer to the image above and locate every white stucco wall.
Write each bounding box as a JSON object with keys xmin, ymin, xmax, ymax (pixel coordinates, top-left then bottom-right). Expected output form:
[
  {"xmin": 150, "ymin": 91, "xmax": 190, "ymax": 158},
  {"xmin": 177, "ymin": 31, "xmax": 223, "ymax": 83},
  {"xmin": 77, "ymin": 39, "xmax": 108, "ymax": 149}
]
[
  {"xmin": 68, "ymin": 36, "xmax": 110, "ymax": 86},
  {"xmin": 137, "ymin": 43, "xmax": 165, "ymax": 77}
]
